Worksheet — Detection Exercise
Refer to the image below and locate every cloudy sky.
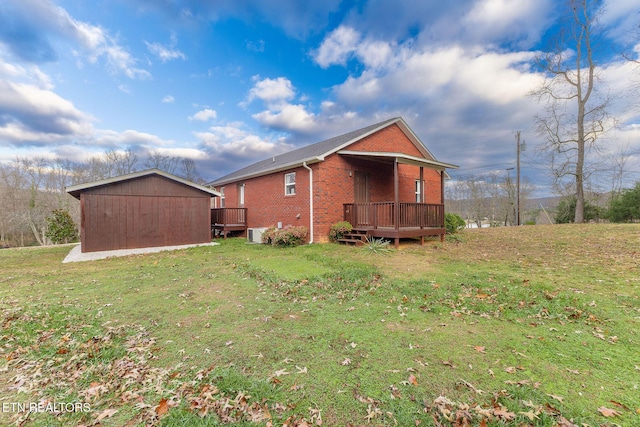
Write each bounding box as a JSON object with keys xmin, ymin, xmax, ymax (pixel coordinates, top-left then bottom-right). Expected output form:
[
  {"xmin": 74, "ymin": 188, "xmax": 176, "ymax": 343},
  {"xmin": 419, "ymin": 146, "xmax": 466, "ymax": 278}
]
[{"xmin": 1, "ymin": 0, "xmax": 639, "ymax": 195}]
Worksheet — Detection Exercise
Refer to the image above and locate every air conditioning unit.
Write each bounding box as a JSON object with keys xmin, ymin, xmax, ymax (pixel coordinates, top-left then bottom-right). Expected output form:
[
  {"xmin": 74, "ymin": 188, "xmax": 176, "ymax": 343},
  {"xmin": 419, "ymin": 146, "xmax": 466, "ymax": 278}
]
[{"xmin": 247, "ymin": 227, "xmax": 268, "ymax": 244}]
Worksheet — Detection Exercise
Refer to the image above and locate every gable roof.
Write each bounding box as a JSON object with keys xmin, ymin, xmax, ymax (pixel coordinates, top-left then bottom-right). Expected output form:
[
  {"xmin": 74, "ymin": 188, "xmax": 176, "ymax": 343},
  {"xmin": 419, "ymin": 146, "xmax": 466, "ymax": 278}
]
[
  {"xmin": 209, "ymin": 117, "xmax": 456, "ymax": 186},
  {"xmin": 66, "ymin": 168, "xmax": 221, "ymax": 199}
]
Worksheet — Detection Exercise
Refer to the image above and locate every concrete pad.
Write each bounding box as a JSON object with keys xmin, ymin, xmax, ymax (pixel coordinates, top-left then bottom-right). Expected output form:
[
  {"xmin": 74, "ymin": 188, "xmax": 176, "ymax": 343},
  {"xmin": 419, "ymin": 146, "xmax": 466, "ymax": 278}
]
[{"xmin": 62, "ymin": 242, "xmax": 220, "ymax": 263}]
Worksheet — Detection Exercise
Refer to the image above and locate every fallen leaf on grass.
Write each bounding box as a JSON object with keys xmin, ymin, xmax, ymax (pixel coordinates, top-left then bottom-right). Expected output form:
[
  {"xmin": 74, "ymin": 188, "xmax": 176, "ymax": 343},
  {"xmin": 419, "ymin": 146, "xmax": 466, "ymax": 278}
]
[
  {"xmin": 519, "ymin": 410, "xmax": 539, "ymax": 421},
  {"xmin": 155, "ymin": 398, "xmax": 169, "ymax": 416},
  {"xmin": 473, "ymin": 346, "xmax": 486, "ymax": 353},
  {"xmin": 408, "ymin": 374, "xmax": 418, "ymax": 386},
  {"xmin": 95, "ymin": 408, "xmax": 118, "ymax": 421},
  {"xmin": 272, "ymin": 369, "xmax": 290, "ymax": 377},
  {"xmin": 547, "ymin": 394, "xmax": 564, "ymax": 403},
  {"xmin": 598, "ymin": 406, "xmax": 621, "ymax": 417},
  {"xmin": 492, "ymin": 405, "xmax": 516, "ymax": 421},
  {"xmin": 341, "ymin": 358, "xmax": 351, "ymax": 366},
  {"xmin": 555, "ymin": 416, "xmax": 579, "ymax": 427},
  {"xmin": 458, "ymin": 379, "xmax": 483, "ymax": 394}
]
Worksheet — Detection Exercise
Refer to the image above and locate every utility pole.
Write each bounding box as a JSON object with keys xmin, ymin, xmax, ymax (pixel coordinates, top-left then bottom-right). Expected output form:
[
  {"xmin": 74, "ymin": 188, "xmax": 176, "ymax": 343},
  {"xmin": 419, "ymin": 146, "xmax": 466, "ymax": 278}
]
[
  {"xmin": 516, "ymin": 131, "xmax": 520, "ymax": 226},
  {"xmin": 515, "ymin": 131, "xmax": 525, "ymax": 226}
]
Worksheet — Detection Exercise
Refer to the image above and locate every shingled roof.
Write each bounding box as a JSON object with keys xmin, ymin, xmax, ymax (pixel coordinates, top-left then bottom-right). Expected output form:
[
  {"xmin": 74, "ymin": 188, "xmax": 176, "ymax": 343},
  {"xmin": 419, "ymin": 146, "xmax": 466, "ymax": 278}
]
[{"xmin": 209, "ymin": 117, "xmax": 450, "ymax": 186}]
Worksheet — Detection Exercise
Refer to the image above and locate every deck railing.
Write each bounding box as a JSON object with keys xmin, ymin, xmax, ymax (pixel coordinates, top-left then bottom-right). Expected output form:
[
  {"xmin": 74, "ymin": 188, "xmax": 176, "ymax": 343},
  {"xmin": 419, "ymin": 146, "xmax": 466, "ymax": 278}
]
[
  {"xmin": 343, "ymin": 202, "xmax": 444, "ymax": 229},
  {"xmin": 211, "ymin": 208, "xmax": 247, "ymax": 226}
]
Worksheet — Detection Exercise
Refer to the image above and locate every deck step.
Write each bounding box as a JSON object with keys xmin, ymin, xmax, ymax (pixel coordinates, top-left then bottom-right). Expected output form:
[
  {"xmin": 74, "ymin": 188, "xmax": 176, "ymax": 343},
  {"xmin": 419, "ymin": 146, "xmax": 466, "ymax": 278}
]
[{"xmin": 338, "ymin": 231, "xmax": 369, "ymax": 246}]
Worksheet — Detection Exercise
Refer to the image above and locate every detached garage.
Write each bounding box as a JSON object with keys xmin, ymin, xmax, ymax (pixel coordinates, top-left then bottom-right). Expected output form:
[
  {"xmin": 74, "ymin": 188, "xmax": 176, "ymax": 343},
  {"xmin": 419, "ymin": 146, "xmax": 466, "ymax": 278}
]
[{"xmin": 67, "ymin": 169, "xmax": 220, "ymax": 253}]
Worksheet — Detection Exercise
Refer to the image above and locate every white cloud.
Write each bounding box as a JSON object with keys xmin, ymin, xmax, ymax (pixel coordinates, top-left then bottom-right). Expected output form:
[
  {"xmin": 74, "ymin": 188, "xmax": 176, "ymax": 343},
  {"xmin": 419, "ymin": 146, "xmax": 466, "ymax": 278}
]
[
  {"xmin": 162, "ymin": 95, "xmax": 175, "ymax": 103},
  {"xmin": 600, "ymin": 0, "xmax": 640, "ymax": 45},
  {"xmin": 244, "ymin": 76, "xmax": 319, "ymax": 134},
  {"xmin": 0, "ymin": 52, "xmax": 53, "ymax": 90},
  {"xmin": 313, "ymin": 26, "xmax": 361, "ymax": 68},
  {"xmin": 461, "ymin": 0, "xmax": 553, "ymax": 47},
  {"xmin": 247, "ymin": 76, "xmax": 296, "ymax": 104},
  {"xmin": 145, "ymin": 40, "xmax": 187, "ymax": 63},
  {"xmin": 194, "ymin": 124, "xmax": 294, "ymax": 170},
  {"xmin": 0, "ymin": 0, "xmax": 150, "ymax": 79},
  {"xmin": 189, "ymin": 108, "xmax": 218, "ymax": 122},
  {"xmin": 246, "ymin": 39, "xmax": 265, "ymax": 52},
  {"xmin": 95, "ymin": 129, "xmax": 174, "ymax": 148},
  {"xmin": 331, "ymin": 40, "xmax": 541, "ymax": 109},
  {"xmin": 252, "ymin": 104, "xmax": 316, "ymax": 133},
  {"xmin": 0, "ymin": 77, "xmax": 94, "ymax": 145}
]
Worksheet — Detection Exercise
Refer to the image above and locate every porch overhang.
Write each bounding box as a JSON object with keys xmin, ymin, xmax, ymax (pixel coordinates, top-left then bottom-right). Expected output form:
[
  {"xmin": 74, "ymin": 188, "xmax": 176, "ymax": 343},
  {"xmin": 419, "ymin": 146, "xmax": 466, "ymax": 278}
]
[{"xmin": 337, "ymin": 150, "xmax": 458, "ymax": 175}]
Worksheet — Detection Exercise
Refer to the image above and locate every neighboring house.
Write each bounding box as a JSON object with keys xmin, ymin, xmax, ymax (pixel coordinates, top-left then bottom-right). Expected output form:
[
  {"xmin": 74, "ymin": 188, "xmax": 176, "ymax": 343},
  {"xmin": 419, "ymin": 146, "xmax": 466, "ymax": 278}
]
[
  {"xmin": 67, "ymin": 169, "xmax": 220, "ymax": 253},
  {"xmin": 209, "ymin": 117, "xmax": 458, "ymax": 248}
]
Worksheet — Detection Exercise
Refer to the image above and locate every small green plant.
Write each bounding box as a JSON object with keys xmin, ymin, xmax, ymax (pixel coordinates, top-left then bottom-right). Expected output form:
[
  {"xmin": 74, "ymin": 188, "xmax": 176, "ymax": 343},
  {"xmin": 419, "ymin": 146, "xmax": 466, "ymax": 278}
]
[
  {"xmin": 328, "ymin": 221, "xmax": 353, "ymax": 242},
  {"xmin": 361, "ymin": 236, "xmax": 392, "ymax": 255},
  {"xmin": 445, "ymin": 232, "xmax": 465, "ymax": 243},
  {"xmin": 262, "ymin": 225, "xmax": 308, "ymax": 246},
  {"xmin": 444, "ymin": 212, "xmax": 465, "ymax": 234},
  {"xmin": 45, "ymin": 209, "xmax": 79, "ymax": 244}
]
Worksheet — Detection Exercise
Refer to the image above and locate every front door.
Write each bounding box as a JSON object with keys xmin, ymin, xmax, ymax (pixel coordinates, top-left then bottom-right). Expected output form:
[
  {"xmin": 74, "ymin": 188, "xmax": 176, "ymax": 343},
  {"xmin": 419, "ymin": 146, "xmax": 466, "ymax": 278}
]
[
  {"xmin": 354, "ymin": 171, "xmax": 370, "ymax": 203},
  {"xmin": 354, "ymin": 171, "xmax": 370, "ymax": 226}
]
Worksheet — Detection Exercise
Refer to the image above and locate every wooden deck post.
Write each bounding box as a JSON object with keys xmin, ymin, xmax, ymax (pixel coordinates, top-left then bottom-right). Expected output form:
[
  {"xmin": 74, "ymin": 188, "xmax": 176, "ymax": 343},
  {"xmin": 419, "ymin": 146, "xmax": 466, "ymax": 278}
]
[
  {"xmin": 441, "ymin": 170, "xmax": 445, "ymax": 243},
  {"xmin": 394, "ymin": 158, "xmax": 400, "ymax": 249}
]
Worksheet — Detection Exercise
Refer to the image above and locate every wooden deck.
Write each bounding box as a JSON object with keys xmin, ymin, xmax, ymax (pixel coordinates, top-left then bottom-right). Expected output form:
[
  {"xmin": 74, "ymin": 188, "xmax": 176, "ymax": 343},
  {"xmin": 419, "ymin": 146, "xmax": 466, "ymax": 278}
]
[
  {"xmin": 343, "ymin": 202, "xmax": 445, "ymax": 247},
  {"xmin": 211, "ymin": 208, "xmax": 247, "ymax": 238}
]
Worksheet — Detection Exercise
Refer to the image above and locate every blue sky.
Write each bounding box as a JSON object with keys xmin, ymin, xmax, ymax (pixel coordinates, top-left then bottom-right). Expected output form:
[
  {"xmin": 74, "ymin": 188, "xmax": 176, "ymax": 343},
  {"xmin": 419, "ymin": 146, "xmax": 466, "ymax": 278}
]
[{"xmin": 1, "ymin": 0, "xmax": 640, "ymax": 195}]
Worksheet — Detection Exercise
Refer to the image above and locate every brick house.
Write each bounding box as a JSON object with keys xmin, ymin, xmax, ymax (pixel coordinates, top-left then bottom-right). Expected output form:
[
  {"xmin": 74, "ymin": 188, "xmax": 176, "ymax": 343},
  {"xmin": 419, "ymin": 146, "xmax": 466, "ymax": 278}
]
[{"xmin": 208, "ymin": 117, "xmax": 457, "ymax": 248}]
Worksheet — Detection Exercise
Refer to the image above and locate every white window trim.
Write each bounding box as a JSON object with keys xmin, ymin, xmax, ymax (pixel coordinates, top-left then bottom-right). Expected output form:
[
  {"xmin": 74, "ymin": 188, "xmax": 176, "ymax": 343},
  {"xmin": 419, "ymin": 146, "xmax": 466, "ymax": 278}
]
[
  {"xmin": 220, "ymin": 186, "xmax": 225, "ymax": 208},
  {"xmin": 285, "ymin": 172, "xmax": 296, "ymax": 195}
]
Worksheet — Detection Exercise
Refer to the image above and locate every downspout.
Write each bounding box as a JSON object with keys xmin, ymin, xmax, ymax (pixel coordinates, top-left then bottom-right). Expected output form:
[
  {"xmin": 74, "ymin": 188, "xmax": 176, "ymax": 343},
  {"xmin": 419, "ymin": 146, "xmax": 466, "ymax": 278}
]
[{"xmin": 302, "ymin": 162, "xmax": 314, "ymax": 244}]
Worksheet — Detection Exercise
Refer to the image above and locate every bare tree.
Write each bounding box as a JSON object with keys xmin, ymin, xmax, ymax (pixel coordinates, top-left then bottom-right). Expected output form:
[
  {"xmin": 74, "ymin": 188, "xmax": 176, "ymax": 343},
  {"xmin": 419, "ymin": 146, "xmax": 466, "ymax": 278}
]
[
  {"xmin": 500, "ymin": 171, "xmax": 517, "ymax": 226},
  {"xmin": 105, "ymin": 148, "xmax": 139, "ymax": 176},
  {"xmin": 529, "ymin": 0, "xmax": 613, "ymax": 223},
  {"xmin": 606, "ymin": 143, "xmax": 640, "ymax": 197},
  {"xmin": 0, "ymin": 163, "xmax": 31, "ymax": 246},
  {"xmin": 179, "ymin": 158, "xmax": 202, "ymax": 183},
  {"xmin": 144, "ymin": 151, "xmax": 180, "ymax": 175}
]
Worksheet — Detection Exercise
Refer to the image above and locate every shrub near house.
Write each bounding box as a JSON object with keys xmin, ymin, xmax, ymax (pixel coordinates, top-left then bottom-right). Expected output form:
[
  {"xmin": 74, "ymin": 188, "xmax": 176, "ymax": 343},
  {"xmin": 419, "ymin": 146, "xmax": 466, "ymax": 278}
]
[{"xmin": 262, "ymin": 225, "xmax": 309, "ymax": 246}]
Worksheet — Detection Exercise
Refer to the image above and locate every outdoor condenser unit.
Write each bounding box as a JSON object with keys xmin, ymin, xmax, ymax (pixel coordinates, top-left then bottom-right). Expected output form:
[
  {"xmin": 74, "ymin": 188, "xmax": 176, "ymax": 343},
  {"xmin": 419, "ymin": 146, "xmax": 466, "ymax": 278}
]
[{"xmin": 247, "ymin": 228, "xmax": 268, "ymax": 244}]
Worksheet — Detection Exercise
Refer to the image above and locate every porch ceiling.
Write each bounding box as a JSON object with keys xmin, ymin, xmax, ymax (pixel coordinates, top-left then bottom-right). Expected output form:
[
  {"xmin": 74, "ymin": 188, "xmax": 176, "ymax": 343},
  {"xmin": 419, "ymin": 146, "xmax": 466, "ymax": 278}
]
[{"xmin": 337, "ymin": 150, "xmax": 458, "ymax": 171}]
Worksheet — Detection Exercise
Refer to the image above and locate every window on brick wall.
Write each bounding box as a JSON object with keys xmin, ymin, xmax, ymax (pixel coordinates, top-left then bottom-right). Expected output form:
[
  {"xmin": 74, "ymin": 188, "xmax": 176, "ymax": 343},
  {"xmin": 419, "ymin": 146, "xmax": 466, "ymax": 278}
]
[
  {"xmin": 238, "ymin": 184, "xmax": 245, "ymax": 206},
  {"xmin": 285, "ymin": 172, "xmax": 296, "ymax": 195},
  {"xmin": 415, "ymin": 180, "xmax": 424, "ymax": 203},
  {"xmin": 220, "ymin": 186, "xmax": 225, "ymax": 207}
]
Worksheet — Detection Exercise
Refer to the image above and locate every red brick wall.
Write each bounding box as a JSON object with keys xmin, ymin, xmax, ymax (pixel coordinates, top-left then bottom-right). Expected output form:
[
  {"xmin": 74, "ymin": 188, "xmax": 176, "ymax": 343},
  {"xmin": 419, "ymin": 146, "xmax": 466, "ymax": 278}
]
[
  {"xmin": 218, "ymin": 123, "xmax": 443, "ymax": 243},
  {"xmin": 221, "ymin": 166, "xmax": 311, "ymax": 234},
  {"xmin": 348, "ymin": 124, "xmax": 426, "ymax": 157}
]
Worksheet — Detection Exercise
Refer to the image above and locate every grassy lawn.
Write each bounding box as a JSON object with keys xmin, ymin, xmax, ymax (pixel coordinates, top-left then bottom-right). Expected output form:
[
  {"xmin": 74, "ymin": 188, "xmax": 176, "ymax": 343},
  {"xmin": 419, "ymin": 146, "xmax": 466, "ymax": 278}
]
[{"xmin": 1, "ymin": 224, "xmax": 639, "ymax": 426}]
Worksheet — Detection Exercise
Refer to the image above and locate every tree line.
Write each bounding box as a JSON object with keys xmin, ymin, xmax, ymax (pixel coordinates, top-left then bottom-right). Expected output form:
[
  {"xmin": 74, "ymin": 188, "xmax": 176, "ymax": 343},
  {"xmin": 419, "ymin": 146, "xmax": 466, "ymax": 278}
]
[
  {"xmin": 447, "ymin": 171, "xmax": 640, "ymax": 227},
  {"xmin": 445, "ymin": 171, "xmax": 535, "ymax": 227},
  {"xmin": 0, "ymin": 150, "xmax": 203, "ymax": 248}
]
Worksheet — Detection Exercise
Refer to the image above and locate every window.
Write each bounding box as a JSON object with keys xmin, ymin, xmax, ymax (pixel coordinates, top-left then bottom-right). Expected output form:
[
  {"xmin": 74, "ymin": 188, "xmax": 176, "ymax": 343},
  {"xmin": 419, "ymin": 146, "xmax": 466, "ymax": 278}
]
[
  {"xmin": 238, "ymin": 184, "xmax": 245, "ymax": 206},
  {"xmin": 285, "ymin": 172, "xmax": 296, "ymax": 195},
  {"xmin": 220, "ymin": 186, "xmax": 225, "ymax": 208},
  {"xmin": 415, "ymin": 180, "xmax": 424, "ymax": 203}
]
